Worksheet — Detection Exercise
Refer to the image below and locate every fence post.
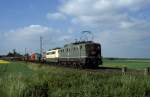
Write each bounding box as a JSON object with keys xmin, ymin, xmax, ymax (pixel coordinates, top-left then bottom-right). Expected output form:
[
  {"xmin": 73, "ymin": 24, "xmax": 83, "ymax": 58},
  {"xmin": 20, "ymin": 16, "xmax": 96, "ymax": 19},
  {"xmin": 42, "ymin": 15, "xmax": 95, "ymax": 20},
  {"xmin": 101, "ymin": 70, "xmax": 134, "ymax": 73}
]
[
  {"xmin": 144, "ymin": 67, "xmax": 150, "ymax": 75},
  {"xmin": 122, "ymin": 67, "xmax": 127, "ymax": 74}
]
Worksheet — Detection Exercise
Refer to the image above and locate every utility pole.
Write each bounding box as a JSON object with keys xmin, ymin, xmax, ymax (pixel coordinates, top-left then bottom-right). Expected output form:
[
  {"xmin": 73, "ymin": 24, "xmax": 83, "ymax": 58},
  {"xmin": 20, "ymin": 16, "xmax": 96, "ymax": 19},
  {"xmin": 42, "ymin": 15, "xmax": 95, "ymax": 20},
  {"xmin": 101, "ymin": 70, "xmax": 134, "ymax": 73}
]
[
  {"xmin": 25, "ymin": 48, "xmax": 27, "ymax": 63},
  {"xmin": 25, "ymin": 48, "xmax": 27, "ymax": 56},
  {"xmin": 40, "ymin": 36, "xmax": 43, "ymax": 61}
]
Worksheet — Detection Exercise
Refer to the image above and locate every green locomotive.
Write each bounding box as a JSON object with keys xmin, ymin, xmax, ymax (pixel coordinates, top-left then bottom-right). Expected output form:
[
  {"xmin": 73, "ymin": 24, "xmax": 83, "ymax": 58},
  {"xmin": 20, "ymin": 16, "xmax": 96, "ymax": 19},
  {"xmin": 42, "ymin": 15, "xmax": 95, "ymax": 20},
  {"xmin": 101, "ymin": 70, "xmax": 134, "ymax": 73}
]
[{"xmin": 46, "ymin": 41, "xmax": 102, "ymax": 68}]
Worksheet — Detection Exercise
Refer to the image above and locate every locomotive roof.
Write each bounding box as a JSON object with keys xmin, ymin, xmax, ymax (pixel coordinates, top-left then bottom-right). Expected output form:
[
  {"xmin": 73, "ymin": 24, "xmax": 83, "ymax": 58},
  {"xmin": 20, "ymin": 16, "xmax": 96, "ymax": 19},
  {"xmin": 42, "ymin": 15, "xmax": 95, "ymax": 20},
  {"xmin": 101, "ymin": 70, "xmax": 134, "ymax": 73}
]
[
  {"xmin": 72, "ymin": 41, "xmax": 93, "ymax": 44},
  {"xmin": 64, "ymin": 41, "xmax": 98, "ymax": 47},
  {"xmin": 48, "ymin": 47, "xmax": 61, "ymax": 51}
]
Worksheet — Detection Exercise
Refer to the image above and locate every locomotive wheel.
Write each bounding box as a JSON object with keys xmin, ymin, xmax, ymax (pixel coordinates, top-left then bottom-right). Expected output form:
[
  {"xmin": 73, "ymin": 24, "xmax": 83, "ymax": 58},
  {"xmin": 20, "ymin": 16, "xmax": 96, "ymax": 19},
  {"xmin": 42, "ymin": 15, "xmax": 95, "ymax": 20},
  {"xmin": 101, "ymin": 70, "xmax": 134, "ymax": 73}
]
[
  {"xmin": 73, "ymin": 63, "xmax": 76, "ymax": 68},
  {"xmin": 78, "ymin": 63, "xmax": 83, "ymax": 69},
  {"xmin": 73, "ymin": 62, "xmax": 78, "ymax": 68}
]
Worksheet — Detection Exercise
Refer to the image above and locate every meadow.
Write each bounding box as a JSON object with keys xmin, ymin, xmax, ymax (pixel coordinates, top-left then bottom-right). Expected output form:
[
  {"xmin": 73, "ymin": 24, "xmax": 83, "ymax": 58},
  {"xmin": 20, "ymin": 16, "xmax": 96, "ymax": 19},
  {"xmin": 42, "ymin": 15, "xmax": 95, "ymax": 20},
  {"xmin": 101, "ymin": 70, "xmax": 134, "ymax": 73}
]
[
  {"xmin": 0, "ymin": 59, "xmax": 150, "ymax": 97},
  {"xmin": 102, "ymin": 58, "xmax": 150, "ymax": 70}
]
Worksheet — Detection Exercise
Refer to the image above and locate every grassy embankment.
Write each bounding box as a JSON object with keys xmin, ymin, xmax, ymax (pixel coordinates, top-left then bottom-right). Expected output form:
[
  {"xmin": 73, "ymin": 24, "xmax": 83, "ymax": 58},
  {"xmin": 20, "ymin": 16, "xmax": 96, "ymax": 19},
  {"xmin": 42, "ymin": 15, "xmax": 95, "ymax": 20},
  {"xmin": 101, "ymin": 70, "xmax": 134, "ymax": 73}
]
[{"xmin": 0, "ymin": 60, "xmax": 150, "ymax": 97}]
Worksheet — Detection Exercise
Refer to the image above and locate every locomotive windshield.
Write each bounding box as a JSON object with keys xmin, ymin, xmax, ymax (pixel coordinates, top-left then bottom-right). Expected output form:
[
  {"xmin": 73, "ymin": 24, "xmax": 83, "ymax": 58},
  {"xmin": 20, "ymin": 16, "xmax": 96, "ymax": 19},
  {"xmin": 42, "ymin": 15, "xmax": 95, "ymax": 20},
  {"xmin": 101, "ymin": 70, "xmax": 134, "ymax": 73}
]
[{"xmin": 86, "ymin": 43, "xmax": 101, "ymax": 57}]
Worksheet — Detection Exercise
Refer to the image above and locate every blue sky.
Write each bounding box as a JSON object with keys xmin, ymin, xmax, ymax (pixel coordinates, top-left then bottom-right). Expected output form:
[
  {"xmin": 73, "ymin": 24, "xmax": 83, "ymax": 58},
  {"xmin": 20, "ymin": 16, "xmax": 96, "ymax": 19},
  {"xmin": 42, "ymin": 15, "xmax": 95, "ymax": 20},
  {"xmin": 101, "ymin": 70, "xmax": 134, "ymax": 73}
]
[
  {"xmin": 0, "ymin": 0, "xmax": 59, "ymax": 30},
  {"xmin": 0, "ymin": 0, "xmax": 150, "ymax": 58}
]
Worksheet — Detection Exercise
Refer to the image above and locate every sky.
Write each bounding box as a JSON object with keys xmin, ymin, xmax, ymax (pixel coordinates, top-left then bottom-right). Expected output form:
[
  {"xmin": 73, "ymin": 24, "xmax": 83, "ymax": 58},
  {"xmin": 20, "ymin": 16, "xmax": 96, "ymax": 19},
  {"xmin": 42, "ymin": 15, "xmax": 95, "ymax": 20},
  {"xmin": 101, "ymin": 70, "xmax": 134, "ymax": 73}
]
[{"xmin": 0, "ymin": 0, "xmax": 150, "ymax": 58}]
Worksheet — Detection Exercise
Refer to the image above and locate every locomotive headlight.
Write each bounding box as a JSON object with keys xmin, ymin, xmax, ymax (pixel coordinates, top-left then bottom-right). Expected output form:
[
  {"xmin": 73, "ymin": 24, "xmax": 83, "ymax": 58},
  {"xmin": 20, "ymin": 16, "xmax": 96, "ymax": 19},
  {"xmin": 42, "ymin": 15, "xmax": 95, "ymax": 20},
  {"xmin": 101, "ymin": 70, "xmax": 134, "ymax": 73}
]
[{"xmin": 91, "ymin": 51, "xmax": 96, "ymax": 55}]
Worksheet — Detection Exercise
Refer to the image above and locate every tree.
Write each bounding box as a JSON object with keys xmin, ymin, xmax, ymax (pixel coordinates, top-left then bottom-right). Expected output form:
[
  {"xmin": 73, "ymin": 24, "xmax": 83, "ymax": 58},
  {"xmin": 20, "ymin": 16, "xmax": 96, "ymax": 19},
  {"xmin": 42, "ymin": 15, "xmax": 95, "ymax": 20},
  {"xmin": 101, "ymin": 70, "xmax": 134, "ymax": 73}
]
[{"xmin": 7, "ymin": 49, "xmax": 23, "ymax": 57}]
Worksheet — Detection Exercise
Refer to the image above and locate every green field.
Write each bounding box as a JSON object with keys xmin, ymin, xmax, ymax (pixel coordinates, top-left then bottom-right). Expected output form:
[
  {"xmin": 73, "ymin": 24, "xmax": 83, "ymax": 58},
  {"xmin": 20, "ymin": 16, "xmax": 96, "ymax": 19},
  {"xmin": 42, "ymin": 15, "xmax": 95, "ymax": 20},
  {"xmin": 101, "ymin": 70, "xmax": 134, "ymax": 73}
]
[
  {"xmin": 103, "ymin": 59, "xmax": 150, "ymax": 70},
  {"xmin": 0, "ymin": 60, "xmax": 150, "ymax": 97}
]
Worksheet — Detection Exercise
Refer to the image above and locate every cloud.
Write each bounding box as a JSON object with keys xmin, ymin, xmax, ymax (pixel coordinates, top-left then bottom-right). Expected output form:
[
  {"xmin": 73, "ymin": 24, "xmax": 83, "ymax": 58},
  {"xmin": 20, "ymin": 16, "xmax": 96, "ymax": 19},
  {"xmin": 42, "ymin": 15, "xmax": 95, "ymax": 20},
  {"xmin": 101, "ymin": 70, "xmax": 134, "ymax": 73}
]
[
  {"xmin": 1, "ymin": 0, "xmax": 150, "ymax": 58},
  {"xmin": 60, "ymin": 0, "xmax": 149, "ymax": 27},
  {"xmin": 3, "ymin": 25, "xmax": 51, "ymax": 42},
  {"xmin": 46, "ymin": 12, "xmax": 66, "ymax": 20},
  {"xmin": 57, "ymin": 0, "xmax": 150, "ymax": 57},
  {"xmin": 53, "ymin": 0, "xmax": 150, "ymax": 31},
  {"xmin": 1, "ymin": 25, "xmax": 73, "ymax": 54},
  {"xmin": 1, "ymin": 25, "xmax": 50, "ymax": 53}
]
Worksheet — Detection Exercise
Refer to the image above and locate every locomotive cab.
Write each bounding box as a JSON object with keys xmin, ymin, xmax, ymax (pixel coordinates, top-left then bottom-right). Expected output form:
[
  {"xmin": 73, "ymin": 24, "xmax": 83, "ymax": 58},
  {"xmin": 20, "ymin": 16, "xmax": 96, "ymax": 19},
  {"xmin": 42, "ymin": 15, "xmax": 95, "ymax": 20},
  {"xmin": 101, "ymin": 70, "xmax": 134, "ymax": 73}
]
[
  {"xmin": 85, "ymin": 43, "xmax": 102, "ymax": 68},
  {"xmin": 86, "ymin": 43, "xmax": 101, "ymax": 57},
  {"xmin": 45, "ymin": 48, "xmax": 60, "ymax": 64}
]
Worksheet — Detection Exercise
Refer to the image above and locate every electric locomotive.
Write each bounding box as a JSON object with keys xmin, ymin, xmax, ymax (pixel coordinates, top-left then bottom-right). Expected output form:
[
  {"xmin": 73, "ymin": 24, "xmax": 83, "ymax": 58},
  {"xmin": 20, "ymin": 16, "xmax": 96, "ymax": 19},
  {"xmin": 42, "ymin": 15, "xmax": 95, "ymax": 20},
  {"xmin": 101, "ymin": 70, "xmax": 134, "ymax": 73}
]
[
  {"xmin": 45, "ymin": 48, "xmax": 60, "ymax": 64},
  {"xmin": 58, "ymin": 41, "xmax": 102, "ymax": 68},
  {"xmin": 45, "ymin": 41, "xmax": 102, "ymax": 68}
]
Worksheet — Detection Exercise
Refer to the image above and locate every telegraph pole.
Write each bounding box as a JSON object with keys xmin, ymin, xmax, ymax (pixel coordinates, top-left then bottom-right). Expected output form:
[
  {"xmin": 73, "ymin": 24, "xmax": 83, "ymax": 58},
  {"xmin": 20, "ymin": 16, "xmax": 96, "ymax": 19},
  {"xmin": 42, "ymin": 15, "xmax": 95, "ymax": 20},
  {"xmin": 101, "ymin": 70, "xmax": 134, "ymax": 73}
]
[
  {"xmin": 25, "ymin": 48, "xmax": 27, "ymax": 55},
  {"xmin": 25, "ymin": 48, "xmax": 27, "ymax": 63},
  {"xmin": 40, "ymin": 36, "xmax": 43, "ymax": 61}
]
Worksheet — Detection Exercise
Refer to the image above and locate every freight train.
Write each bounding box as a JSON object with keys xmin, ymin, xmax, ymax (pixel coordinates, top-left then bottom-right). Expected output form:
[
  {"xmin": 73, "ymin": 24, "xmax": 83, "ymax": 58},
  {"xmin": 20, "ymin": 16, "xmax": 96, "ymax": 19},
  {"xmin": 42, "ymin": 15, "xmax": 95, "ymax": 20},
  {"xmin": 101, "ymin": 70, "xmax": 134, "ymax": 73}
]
[
  {"xmin": 45, "ymin": 41, "xmax": 102, "ymax": 68},
  {"xmin": 3, "ymin": 41, "xmax": 102, "ymax": 68}
]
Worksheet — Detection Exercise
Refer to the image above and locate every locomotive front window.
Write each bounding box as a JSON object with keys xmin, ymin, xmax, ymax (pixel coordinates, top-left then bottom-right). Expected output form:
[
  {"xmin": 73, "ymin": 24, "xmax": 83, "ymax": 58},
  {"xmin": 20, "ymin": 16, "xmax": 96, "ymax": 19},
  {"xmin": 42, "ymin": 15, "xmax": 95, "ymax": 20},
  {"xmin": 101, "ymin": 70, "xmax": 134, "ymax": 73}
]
[
  {"xmin": 86, "ymin": 44, "xmax": 101, "ymax": 57},
  {"xmin": 47, "ymin": 51, "xmax": 55, "ymax": 55},
  {"xmin": 51, "ymin": 52, "xmax": 55, "ymax": 54}
]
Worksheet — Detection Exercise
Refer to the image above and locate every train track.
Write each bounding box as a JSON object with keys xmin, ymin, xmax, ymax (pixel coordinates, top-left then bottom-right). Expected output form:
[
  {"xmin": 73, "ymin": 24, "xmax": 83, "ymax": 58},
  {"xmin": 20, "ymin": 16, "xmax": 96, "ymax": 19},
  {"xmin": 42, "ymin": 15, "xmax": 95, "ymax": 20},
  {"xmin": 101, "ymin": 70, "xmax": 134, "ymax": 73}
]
[
  {"xmin": 81, "ymin": 67, "xmax": 122, "ymax": 74},
  {"xmin": 36, "ymin": 61, "xmax": 123, "ymax": 74},
  {"xmin": 6, "ymin": 60, "xmax": 146, "ymax": 75},
  {"xmin": 1, "ymin": 58, "xmax": 123, "ymax": 74},
  {"xmin": 23, "ymin": 60, "xmax": 150, "ymax": 76}
]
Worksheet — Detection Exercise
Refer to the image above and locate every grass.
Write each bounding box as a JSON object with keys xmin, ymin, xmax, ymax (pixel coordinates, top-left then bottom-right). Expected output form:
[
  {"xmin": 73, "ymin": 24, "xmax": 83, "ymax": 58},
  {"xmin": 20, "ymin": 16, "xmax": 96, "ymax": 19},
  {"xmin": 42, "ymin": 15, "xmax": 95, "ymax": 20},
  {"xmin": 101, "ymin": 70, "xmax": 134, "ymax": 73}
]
[
  {"xmin": 102, "ymin": 59, "xmax": 150, "ymax": 70},
  {"xmin": 1, "ymin": 60, "xmax": 150, "ymax": 97},
  {"xmin": 0, "ymin": 61, "xmax": 35, "ymax": 77}
]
